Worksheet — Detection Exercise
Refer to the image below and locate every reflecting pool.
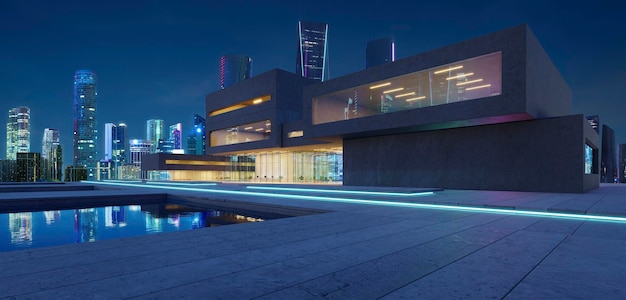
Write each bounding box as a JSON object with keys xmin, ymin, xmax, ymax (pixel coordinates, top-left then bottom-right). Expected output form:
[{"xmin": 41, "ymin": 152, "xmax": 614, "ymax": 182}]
[{"xmin": 0, "ymin": 204, "xmax": 265, "ymax": 252}]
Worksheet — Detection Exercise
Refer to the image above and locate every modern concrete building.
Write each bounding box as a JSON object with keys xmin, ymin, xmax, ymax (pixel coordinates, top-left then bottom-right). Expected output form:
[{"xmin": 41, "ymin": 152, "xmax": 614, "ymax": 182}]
[
  {"xmin": 601, "ymin": 124, "xmax": 616, "ymax": 183},
  {"xmin": 72, "ymin": 70, "xmax": 98, "ymax": 179},
  {"xmin": 297, "ymin": 21, "xmax": 329, "ymax": 81},
  {"xmin": 366, "ymin": 37, "xmax": 395, "ymax": 68},
  {"xmin": 220, "ymin": 54, "xmax": 252, "ymax": 89},
  {"xmin": 144, "ymin": 24, "xmax": 599, "ymax": 193},
  {"xmin": 6, "ymin": 106, "xmax": 31, "ymax": 160}
]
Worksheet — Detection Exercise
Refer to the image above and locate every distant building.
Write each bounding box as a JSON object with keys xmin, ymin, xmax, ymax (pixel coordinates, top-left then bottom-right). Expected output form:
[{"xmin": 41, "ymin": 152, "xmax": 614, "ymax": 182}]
[
  {"xmin": 97, "ymin": 160, "xmax": 112, "ymax": 180},
  {"xmin": 617, "ymin": 144, "xmax": 626, "ymax": 183},
  {"xmin": 296, "ymin": 21, "xmax": 329, "ymax": 81},
  {"xmin": 586, "ymin": 115, "xmax": 600, "ymax": 134},
  {"xmin": 16, "ymin": 152, "xmax": 41, "ymax": 182},
  {"xmin": 41, "ymin": 128, "xmax": 62, "ymax": 181},
  {"xmin": 601, "ymin": 124, "xmax": 616, "ymax": 183},
  {"xmin": 6, "ymin": 106, "xmax": 30, "ymax": 160},
  {"xmin": 187, "ymin": 114, "xmax": 206, "ymax": 155},
  {"xmin": 0, "ymin": 160, "xmax": 17, "ymax": 182},
  {"xmin": 73, "ymin": 70, "xmax": 98, "ymax": 179},
  {"xmin": 146, "ymin": 119, "xmax": 164, "ymax": 153},
  {"xmin": 366, "ymin": 37, "xmax": 395, "ymax": 68},
  {"xmin": 129, "ymin": 139, "xmax": 152, "ymax": 179},
  {"xmin": 169, "ymin": 123, "xmax": 183, "ymax": 153},
  {"xmin": 220, "ymin": 54, "xmax": 252, "ymax": 89},
  {"xmin": 104, "ymin": 123, "xmax": 127, "ymax": 179}
]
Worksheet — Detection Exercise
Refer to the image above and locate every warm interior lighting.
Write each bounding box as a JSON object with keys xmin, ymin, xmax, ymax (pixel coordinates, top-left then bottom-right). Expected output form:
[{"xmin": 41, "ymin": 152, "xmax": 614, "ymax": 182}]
[
  {"xmin": 395, "ymin": 92, "xmax": 416, "ymax": 98},
  {"xmin": 255, "ymin": 128, "xmax": 264, "ymax": 131},
  {"xmin": 406, "ymin": 96, "xmax": 426, "ymax": 102},
  {"xmin": 446, "ymin": 72, "xmax": 474, "ymax": 80},
  {"xmin": 209, "ymin": 94, "xmax": 271, "ymax": 117},
  {"xmin": 369, "ymin": 82, "xmax": 392, "ymax": 89},
  {"xmin": 244, "ymin": 126, "xmax": 253, "ymax": 130},
  {"xmin": 465, "ymin": 84, "xmax": 492, "ymax": 91},
  {"xmin": 433, "ymin": 65, "xmax": 463, "ymax": 74},
  {"xmin": 288, "ymin": 131, "xmax": 304, "ymax": 138},
  {"xmin": 382, "ymin": 87, "xmax": 404, "ymax": 94},
  {"xmin": 456, "ymin": 78, "xmax": 483, "ymax": 86}
]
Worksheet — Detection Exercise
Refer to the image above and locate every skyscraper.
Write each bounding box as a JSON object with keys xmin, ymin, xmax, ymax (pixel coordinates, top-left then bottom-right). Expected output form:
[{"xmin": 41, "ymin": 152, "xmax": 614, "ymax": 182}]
[
  {"xmin": 601, "ymin": 124, "xmax": 616, "ymax": 183},
  {"xmin": 187, "ymin": 114, "xmax": 206, "ymax": 155},
  {"xmin": 42, "ymin": 128, "xmax": 61, "ymax": 181},
  {"xmin": 169, "ymin": 123, "xmax": 183, "ymax": 152},
  {"xmin": 296, "ymin": 21, "xmax": 329, "ymax": 81},
  {"xmin": 6, "ymin": 107, "xmax": 30, "ymax": 160},
  {"xmin": 72, "ymin": 70, "xmax": 98, "ymax": 179},
  {"xmin": 220, "ymin": 54, "xmax": 252, "ymax": 89},
  {"xmin": 366, "ymin": 37, "xmax": 395, "ymax": 68},
  {"xmin": 104, "ymin": 123, "xmax": 127, "ymax": 179},
  {"xmin": 146, "ymin": 119, "xmax": 164, "ymax": 153}
]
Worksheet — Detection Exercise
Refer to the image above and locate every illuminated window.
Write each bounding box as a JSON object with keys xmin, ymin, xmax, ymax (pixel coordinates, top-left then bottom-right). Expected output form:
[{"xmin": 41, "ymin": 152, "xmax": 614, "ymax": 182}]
[
  {"xmin": 210, "ymin": 120, "xmax": 271, "ymax": 147},
  {"xmin": 313, "ymin": 52, "xmax": 502, "ymax": 124},
  {"xmin": 209, "ymin": 94, "xmax": 271, "ymax": 117},
  {"xmin": 288, "ymin": 131, "xmax": 304, "ymax": 138}
]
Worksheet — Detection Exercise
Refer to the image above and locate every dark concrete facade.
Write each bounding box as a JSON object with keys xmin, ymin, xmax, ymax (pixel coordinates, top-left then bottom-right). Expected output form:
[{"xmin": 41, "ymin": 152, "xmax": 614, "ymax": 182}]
[
  {"xmin": 343, "ymin": 115, "xmax": 598, "ymax": 193},
  {"xmin": 601, "ymin": 124, "xmax": 617, "ymax": 183}
]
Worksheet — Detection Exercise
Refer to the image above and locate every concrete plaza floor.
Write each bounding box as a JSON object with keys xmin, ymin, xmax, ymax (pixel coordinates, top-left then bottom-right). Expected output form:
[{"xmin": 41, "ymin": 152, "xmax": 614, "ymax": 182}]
[{"xmin": 1, "ymin": 182, "xmax": 625, "ymax": 299}]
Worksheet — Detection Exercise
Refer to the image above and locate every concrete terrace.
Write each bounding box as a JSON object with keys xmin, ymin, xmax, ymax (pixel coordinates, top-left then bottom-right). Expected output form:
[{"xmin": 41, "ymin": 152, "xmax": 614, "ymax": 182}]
[{"xmin": 1, "ymin": 182, "xmax": 626, "ymax": 299}]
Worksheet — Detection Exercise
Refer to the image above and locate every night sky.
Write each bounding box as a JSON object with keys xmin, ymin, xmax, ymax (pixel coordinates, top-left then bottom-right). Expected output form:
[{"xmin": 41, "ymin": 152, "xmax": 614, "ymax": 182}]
[{"xmin": 1, "ymin": 0, "xmax": 624, "ymax": 167}]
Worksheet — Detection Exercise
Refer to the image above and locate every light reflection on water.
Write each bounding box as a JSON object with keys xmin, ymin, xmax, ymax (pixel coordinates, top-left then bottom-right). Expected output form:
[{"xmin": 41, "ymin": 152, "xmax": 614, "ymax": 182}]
[{"xmin": 0, "ymin": 204, "xmax": 264, "ymax": 252}]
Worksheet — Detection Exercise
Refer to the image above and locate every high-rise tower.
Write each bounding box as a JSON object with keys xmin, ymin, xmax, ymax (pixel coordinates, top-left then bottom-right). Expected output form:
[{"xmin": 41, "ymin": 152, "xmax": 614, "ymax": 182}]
[
  {"xmin": 146, "ymin": 119, "xmax": 164, "ymax": 153},
  {"xmin": 366, "ymin": 37, "xmax": 395, "ymax": 68},
  {"xmin": 72, "ymin": 70, "xmax": 98, "ymax": 179},
  {"xmin": 220, "ymin": 54, "xmax": 252, "ymax": 89},
  {"xmin": 187, "ymin": 114, "xmax": 206, "ymax": 155},
  {"xmin": 6, "ymin": 107, "xmax": 31, "ymax": 160},
  {"xmin": 42, "ymin": 128, "xmax": 61, "ymax": 181},
  {"xmin": 601, "ymin": 124, "xmax": 616, "ymax": 183},
  {"xmin": 296, "ymin": 21, "xmax": 329, "ymax": 81}
]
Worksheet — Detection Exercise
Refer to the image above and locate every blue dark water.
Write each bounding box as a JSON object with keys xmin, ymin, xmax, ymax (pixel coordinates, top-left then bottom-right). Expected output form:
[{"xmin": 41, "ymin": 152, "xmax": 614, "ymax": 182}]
[{"xmin": 0, "ymin": 204, "xmax": 264, "ymax": 252}]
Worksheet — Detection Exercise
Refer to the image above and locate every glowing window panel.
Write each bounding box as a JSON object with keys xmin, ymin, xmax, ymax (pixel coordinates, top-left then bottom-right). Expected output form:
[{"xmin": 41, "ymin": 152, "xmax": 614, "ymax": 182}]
[
  {"xmin": 313, "ymin": 52, "xmax": 501, "ymax": 124},
  {"xmin": 210, "ymin": 120, "xmax": 271, "ymax": 147},
  {"xmin": 209, "ymin": 94, "xmax": 271, "ymax": 117}
]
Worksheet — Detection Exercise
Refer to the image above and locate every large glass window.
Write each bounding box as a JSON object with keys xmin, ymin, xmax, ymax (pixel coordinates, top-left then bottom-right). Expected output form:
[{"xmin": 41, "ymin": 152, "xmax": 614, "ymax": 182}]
[
  {"xmin": 313, "ymin": 52, "xmax": 502, "ymax": 124},
  {"xmin": 210, "ymin": 120, "xmax": 271, "ymax": 147}
]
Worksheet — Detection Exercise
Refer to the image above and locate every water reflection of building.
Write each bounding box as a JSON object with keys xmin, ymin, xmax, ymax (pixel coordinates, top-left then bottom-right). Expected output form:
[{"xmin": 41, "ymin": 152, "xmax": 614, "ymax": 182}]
[
  {"xmin": 9, "ymin": 212, "xmax": 32, "ymax": 245},
  {"xmin": 44, "ymin": 211, "xmax": 61, "ymax": 225},
  {"xmin": 192, "ymin": 211, "xmax": 263, "ymax": 228},
  {"xmin": 74, "ymin": 208, "xmax": 97, "ymax": 243},
  {"xmin": 145, "ymin": 214, "xmax": 163, "ymax": 233},
  {"xmin": 105, "ymin": 206, "xmax": 126, "ymax": 227}
]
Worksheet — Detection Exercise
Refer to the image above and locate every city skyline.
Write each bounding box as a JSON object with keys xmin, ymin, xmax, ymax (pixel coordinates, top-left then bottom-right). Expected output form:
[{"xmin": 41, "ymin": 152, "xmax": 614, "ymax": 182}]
[{"xmin": 0, "ymin": 1, "xmax": 624, "ymax": 168}]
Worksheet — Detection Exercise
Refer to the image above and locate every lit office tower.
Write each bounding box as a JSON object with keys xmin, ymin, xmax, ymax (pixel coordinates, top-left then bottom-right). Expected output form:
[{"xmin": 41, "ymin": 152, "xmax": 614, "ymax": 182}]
[
  {"xmin": 366, "ymin": 37, "xmax": 395, "ymax": 68},
  {"xmin": 169, "ymin": 123, "xmax": 183, "ymax": 152},
  {"xmin": 296, "ymin": 21, "xmax": 329, "ymax": 81},
  {"xmin": 104, "ymin": 123, "xmax": 127, "ymax": 178},
  {"xmin": 601, "ymin": 124, "xmax": 616, "ymax": 183},
  {"xmin": 619, "ymin": 144, "xmax": 626, "ymax": 183},
  {"xmin": 187, "ymin": 114, "xmax": 206, "ymax": 155},
  {"xmin": 72, "ymin": 70, "xmax": 98, "ymax": 179},
  {"xmin": 220, "ymin": 54, "xmax": 252, "ymax": 89},
  {"xmin": 146, "ymin": 119, "xmax": 164, "ymax": 153},
  {"xmin": 42, "ymin": 128, "xmax": 62, "ymax": 181},
  {"xmin": 6, "ymin": 107, "xmax": 30, "ymax": 160},
  {"xmin": 129, "ymin": 139, "xmax": 152, "ymax": 179}
]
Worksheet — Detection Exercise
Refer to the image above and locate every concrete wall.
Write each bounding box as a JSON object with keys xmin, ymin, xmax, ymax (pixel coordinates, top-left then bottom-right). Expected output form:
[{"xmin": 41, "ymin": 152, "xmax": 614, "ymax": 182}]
[{"xmin": 344, "ymin": 114, "xmax": 599, "ymax": 193}]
